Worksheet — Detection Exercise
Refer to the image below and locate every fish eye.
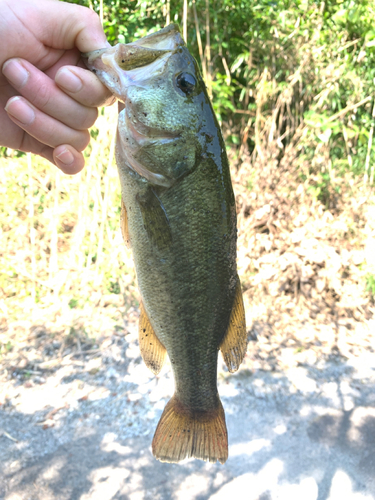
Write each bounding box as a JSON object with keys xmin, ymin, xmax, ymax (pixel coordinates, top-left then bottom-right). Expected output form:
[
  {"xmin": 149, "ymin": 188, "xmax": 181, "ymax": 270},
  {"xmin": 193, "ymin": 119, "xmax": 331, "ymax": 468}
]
[{"xmin": 176, "ymin": 72, "xmax": 196, "ymax": 95}]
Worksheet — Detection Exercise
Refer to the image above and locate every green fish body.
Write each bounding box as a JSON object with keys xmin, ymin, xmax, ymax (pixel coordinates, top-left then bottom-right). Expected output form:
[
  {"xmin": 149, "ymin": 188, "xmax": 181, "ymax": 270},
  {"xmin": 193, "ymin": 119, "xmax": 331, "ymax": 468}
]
[{"xmin": 84, "ymin": 24, "xmax": 247, "ymax": 464}]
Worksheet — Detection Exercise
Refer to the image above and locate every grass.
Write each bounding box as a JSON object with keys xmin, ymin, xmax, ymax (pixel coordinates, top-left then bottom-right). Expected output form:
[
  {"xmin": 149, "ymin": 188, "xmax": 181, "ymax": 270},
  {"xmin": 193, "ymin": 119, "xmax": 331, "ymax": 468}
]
[
  {"xmin": 0, "ymin": 105, "xmax": 138, "ymax": 325},
  {"xmin": 365, "ymin": 273, "xmax": 375, "ymax": 297}
]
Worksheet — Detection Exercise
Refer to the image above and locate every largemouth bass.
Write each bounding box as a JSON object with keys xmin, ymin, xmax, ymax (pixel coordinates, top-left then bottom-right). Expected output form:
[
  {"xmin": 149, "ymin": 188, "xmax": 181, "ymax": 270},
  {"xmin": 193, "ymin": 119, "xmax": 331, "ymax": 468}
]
[{"xmin": 83, "ymin": 24, "xmax": 247, "ymax": 464}]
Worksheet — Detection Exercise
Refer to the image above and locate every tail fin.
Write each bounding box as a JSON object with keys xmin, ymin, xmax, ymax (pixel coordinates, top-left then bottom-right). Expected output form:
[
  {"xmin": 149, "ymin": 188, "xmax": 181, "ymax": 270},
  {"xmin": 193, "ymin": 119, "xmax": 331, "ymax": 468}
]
[{"xmin": 152, "ymin": 395, "xmax": 228, "ymax": 464}]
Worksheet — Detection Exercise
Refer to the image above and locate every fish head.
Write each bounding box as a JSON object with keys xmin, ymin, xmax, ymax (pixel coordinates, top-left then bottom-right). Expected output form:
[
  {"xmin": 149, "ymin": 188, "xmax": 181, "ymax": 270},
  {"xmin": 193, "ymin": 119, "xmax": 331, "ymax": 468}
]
[{"xmin": 83, "ymin": 24, "xmax": 216, "ymax": 188}]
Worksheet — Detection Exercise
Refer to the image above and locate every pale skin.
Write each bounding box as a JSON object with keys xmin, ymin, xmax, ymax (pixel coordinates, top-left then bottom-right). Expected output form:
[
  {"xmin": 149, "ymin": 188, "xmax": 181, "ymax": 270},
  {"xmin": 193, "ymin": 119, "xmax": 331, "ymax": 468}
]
[{"xmin": 0, "ymin": 0, "xmax": 115, "ymax": 174}]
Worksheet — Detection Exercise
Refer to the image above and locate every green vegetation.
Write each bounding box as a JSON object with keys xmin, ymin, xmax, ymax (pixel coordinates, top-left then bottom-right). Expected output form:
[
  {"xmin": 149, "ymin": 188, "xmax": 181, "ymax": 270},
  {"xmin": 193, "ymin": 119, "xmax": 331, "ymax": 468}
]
[
  {"xmin": 67, "ymin": 0, "xmax": 375, "ymax": 188},
  {"xmin": 0, "ymin": 341, "xmax": 13, "ymax": 354},
  {"xmin": 365, "ymin": 273, "xmax": 375, "ymax": 296}
]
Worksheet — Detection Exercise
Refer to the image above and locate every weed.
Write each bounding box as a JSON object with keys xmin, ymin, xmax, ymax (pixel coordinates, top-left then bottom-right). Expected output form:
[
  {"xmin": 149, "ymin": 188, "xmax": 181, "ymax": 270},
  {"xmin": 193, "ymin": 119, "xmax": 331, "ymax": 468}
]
[
  {"xmin": 0, "ymin": 341, "xmax": 13, "ymax": 354},
  {"xmin": 365, "ymin": 273, "xmax": 375, "ymax": 297},
  {"xmin": 68, "ymin": 298, "xmax": 79, "ymax": 309},
  {"xmin": 108, "ymin": 280, "xmax": 121, "ymax": 295}
]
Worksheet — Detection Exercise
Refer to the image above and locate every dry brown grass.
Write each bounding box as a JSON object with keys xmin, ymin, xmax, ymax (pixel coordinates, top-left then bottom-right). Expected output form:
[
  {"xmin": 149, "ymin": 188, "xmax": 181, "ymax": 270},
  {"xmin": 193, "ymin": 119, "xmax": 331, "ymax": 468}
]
[{"xmin": 0, "ymin": 105, "xmax": 138, "ymax": 369}]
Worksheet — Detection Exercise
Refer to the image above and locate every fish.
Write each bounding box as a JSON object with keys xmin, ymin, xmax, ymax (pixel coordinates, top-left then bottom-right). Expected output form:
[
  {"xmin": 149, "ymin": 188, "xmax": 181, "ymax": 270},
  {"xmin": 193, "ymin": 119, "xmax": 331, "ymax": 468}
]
[{"xmin": 83, "ymin": 24, "xmax": 247, "ymax": 464}]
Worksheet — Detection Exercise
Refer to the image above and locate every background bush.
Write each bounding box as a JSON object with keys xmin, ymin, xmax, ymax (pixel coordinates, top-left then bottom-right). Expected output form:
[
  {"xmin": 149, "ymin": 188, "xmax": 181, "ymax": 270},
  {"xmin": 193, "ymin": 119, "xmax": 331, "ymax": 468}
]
[{"xmin": 63, "ymin": 0, "xmax": 375, "ymax": 187}]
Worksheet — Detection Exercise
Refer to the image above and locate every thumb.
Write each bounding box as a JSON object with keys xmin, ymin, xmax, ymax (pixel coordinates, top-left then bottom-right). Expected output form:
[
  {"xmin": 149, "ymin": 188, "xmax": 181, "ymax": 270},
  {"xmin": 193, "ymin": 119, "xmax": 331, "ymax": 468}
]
[{"xmin": 17, "ymin": 0, "xmax": 109, "ymax": 53}]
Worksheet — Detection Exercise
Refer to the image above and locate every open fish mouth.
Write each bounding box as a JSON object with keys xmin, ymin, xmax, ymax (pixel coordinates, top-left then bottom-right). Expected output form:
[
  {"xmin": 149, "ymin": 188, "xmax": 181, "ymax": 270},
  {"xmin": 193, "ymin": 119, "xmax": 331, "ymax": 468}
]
[{"xmin": 82, "ymin": 24, "xmax": 184, "ymax": 100}]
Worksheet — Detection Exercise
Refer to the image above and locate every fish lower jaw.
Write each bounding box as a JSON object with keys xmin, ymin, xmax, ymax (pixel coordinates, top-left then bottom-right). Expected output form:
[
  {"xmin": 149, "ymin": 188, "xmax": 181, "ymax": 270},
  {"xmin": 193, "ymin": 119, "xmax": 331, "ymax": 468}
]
[{"xmin": 125, "ymin": 112, "xmax": 178, "ymax": 144}]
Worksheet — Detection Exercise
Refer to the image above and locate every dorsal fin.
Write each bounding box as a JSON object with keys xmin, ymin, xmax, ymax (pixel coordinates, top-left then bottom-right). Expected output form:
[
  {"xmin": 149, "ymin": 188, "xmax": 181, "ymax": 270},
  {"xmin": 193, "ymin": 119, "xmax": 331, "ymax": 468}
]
[
  {"xmin": 220, "ymin": 275, "xmax": 247, "ymax": 373},
  {"xmin": 139, "ymin": 301, "xmax": 166, "ymax": 374}
]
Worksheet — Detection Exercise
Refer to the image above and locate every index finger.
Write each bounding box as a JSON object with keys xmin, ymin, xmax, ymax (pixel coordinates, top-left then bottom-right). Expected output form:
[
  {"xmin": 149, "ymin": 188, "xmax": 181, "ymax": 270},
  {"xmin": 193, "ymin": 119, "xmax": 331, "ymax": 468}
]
[{"xmin": 55, "ymin": 66, "xmax": 116, "ymax": 108}]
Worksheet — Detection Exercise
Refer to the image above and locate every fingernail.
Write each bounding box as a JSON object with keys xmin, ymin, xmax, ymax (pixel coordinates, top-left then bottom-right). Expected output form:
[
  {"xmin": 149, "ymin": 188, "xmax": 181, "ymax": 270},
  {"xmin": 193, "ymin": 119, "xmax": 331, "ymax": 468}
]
[
  {"xmin": 5, "ymin": 97, "xmax": 35, "ymax": 125},
  {"xmin": 2, "ymin": 59, "xmax": 29, "ymax": 88},
  {"xmin": 55, "ymin": 149, "xmax": 74, "ymax": 165},
  {"xmin": 55, "ymin": 68, "xmax": 83, "ymax": 93}
]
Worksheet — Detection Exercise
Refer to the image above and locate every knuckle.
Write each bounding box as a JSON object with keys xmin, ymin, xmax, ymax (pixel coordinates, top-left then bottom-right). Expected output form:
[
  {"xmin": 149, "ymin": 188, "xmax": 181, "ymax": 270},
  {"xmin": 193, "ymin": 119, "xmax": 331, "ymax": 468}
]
[
  {"xmin": 42, "ymin": 124, "xmax": 60, "ymax": 148},
  {"xmin": 86, "ymin": 8, "xmax": 101, "ymax": 25},
  {"xmin": 80, "ymin": 6, "xmax": 99, "ymax": 23},
  {"xmin": 74, "ymin": 130, "xmax": 90, "ymax": 151},
  {"xmin": 81, "ymin": 108, "xmax": 98, "ymax": 130},
  {"xmin": 76, "ymin": 7, "xmax": 102, "ymax": 34},
  {"xmin": 31, "ymin": 79, "xmax": 52, "ymax": 109}
]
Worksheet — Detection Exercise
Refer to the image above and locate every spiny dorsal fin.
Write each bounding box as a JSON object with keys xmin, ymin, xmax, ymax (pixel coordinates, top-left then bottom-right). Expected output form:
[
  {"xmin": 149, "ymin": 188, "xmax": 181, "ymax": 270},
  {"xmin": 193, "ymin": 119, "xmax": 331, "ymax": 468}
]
[
  {"xmin": 120, "ymin": 198, "xmax": 130, "ymax": 248},
  {"xmin": 220, "ymin": 275, "xmax": 247, "ymax": 373},
  {"xmin": 139, "ymin": 301, "xmax": 166, "ymax": 374},
  {"xmin": 152, "ymin": 394, "xmax": 228, "ymax": 464}
]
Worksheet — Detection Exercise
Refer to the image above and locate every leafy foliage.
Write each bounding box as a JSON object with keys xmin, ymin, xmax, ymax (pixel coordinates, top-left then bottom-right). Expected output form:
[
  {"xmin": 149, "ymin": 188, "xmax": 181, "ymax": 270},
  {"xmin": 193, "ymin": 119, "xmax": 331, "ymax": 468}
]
[{"xmin": 64, "ymin": 0, "xmax": 375, "ymax": 190}]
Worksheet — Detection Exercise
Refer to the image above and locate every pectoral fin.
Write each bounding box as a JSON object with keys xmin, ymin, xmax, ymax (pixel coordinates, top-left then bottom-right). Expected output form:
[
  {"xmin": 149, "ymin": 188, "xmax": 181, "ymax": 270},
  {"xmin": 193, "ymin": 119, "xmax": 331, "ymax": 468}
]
[
  {"xmin": 139, "ymin": 301, "xmax": 166, "ymax": 374},
  {"xmin": 120, "ymin": 198, "xmax": 130, "ymax": 248},
  {"xmin": 220, "ymin": 276, "xmax": 247, "ymax": 373},
  {"xmin": 137, "ymin": 189, "xmax": 172, "ymax": 251}
]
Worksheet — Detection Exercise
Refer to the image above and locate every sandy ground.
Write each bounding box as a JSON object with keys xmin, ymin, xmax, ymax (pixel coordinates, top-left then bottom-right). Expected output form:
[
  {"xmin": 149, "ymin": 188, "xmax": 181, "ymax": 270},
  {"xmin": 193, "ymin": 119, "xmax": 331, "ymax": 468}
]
[{"xmin": 1, "ymin": 317, "xmax": 375, "ymax": 500}]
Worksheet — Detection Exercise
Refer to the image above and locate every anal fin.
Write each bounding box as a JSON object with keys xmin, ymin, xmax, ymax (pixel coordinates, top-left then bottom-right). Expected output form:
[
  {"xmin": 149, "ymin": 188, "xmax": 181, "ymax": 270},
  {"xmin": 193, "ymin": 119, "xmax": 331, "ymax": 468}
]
[
  {"xmin": 152, "ymin": 395, "xmax": 228, "ymax": 464},
  {"xmin": 139, "ymin": 301, "xmax": 166, "ymax": 375},
  {"xmin": 220, "ymin": 275, "xmax": 247, "ymax": 373},
  {"xmin": 120, "ymin": 198, "xmax": 130, "ymax": 248}
]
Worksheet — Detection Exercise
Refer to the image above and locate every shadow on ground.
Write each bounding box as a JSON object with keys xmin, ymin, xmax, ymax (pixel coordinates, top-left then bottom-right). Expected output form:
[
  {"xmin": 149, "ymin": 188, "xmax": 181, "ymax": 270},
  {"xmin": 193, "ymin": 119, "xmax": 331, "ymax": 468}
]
[{"xmin": 1, "ymin": 345, "xmax": 375, "ymax": 500}]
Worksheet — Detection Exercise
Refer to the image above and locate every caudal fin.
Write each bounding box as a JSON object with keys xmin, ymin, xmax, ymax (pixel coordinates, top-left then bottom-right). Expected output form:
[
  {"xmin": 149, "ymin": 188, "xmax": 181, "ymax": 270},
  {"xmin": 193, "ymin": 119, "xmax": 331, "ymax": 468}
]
[{"xmin": 152, "ymin": 395, "xmax": 228, "ymax": 464}]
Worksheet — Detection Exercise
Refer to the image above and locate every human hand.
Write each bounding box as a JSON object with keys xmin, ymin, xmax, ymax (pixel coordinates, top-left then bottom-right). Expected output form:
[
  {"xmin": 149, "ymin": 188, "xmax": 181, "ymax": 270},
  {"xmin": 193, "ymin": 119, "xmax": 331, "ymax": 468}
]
[{"xmin": 0, "ymin": 0, "xmax": 115, "ymax": 174}]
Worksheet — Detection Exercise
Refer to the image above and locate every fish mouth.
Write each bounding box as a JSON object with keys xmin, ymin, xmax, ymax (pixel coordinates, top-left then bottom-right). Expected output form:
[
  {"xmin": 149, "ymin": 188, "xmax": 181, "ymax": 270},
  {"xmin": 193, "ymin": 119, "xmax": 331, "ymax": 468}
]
[
  {"xmin": 130, "ymin": 23, "xmax": 184, "ymax": 51},
  {"xmin": 82, "ymin": 24, "xmax": 184, "ymax": 100},
  {"xmin": 82, "ymin": 24, "xmax": 183, "ymax": 61}
]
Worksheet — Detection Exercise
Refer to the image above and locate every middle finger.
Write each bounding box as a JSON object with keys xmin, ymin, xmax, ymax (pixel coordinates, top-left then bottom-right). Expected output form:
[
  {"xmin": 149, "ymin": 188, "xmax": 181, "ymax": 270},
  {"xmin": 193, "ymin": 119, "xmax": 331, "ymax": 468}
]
[
  {"xmin": 2, "ymin": 58, "xmax": 97, "ymax": 130},
  {"xmin": 5, "ymin": 96, "xmax": 90, "ymax": 151}
]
